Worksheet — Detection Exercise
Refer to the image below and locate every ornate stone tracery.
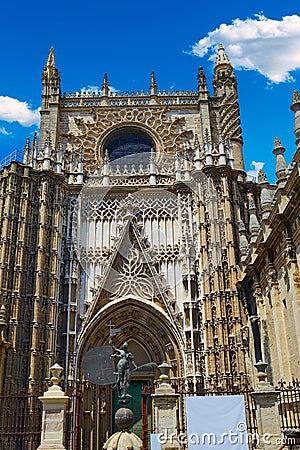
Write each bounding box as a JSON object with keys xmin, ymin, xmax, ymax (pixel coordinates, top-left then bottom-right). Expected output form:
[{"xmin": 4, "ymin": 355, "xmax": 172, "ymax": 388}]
[{"xmin": 68, "ymin": 107, "xmax": 193, "ymax": 171}]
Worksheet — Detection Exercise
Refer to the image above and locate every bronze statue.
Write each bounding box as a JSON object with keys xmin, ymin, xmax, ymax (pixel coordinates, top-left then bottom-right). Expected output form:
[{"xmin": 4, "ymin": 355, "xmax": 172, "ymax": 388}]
[{"xmin": 111, "ymin": 342, "xmax": 137, "ymax": 399}]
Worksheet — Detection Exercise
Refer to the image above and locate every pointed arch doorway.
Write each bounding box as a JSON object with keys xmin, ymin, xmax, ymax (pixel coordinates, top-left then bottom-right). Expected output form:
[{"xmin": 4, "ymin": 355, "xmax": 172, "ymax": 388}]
[{"xmin": 74, "ymin": 297, "xmax": 184, "ymax": 450}]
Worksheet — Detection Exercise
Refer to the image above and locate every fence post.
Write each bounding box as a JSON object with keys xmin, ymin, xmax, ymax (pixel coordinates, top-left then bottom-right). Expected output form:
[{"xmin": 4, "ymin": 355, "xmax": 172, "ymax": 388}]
[
  {"xmin": 151, "ymin": 362, "xmax": 181, "ymax": 450},
  {"xmin": 37, "ymin": 364, "xmax": 70, "ymax": 450},
  {"xmin": 251, "ymin": 361, "xmax": 282, "ymax": 449}
]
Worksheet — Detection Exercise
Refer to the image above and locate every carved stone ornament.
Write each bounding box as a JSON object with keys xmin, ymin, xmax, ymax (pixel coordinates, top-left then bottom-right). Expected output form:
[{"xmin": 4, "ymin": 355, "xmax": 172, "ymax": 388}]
[
  {"xmin": 252, "ymin": 284, "xmax": 264, "ymax": 308},
  {"xmin": 274, "ymin": 136, "xmax": 283, "ymax": 149},
  {"xmin": 110, "ymin": 246, "xmax": 155, "ymax": 299},
  {"xmin": 257, "ymin": 168, "xmax": 268, "ymax": 183},
  {"xmin": 68, "ymin": 107, "xmax": 193, "ymax": 172},
  {"xmin": 217, "ymin": 89, "xmax": 243, "ymax": 143},
  {"xmin": 292, "ymin": 89, "xmax": 300, "ymax": 104}
]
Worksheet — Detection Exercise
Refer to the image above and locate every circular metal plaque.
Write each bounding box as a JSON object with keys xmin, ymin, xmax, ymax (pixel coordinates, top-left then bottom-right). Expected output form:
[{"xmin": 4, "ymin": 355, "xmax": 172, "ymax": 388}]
[{"xmin": 82, "ymin": 346, "xmax": 115, "ymax": 386}]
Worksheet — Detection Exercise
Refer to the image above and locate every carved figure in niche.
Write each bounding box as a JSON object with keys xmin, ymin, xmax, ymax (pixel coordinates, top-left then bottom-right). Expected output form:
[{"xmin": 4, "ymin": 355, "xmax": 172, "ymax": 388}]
[{"xmin": 111, "ymin": 342, "xmax": 137, "ymax": 399}]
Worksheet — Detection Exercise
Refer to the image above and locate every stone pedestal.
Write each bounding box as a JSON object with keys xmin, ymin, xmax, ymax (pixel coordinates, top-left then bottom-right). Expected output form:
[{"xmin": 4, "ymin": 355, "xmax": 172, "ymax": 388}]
[
  {"xmin": 251, "ymin": 362, "xmax": 282, "ymax": 450},
  {"xmin": 38, "ymin": 364, "xmax": 69, "ymax": 450},
  {"xmin": 151, "ymin": 362, "xmax": 181, "ymax": 450}
]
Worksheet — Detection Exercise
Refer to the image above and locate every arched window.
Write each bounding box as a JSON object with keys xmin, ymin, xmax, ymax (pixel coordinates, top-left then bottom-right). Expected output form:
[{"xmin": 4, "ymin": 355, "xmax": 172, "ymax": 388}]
[{"xmin": 103, "ymin": 126, "xmax": 155, "ymax": 167}]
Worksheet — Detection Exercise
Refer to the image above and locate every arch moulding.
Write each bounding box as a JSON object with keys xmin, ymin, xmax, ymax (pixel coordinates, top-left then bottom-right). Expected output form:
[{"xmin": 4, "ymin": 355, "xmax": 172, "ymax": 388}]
[{"xmin": 76, "ymin": 296, "xmax": 185, "ymax": 381}]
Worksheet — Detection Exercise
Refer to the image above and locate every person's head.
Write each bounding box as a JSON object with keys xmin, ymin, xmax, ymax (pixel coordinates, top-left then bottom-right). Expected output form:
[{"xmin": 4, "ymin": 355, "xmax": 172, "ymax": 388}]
[{"xmin": 122, "ymin": 342, "xmax": 129, "ymax": 350}]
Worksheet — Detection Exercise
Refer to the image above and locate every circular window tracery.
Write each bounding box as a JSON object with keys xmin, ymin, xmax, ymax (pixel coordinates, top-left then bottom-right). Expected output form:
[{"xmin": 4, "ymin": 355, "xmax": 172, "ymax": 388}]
[{"xmin": 103, "ymin": 126, "xmax": 155, "ymax": 167}]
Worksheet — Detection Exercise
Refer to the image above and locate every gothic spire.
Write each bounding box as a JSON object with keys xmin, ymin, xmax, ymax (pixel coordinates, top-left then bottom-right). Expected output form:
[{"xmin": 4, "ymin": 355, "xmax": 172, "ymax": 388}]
[
  {"xmin": 42, "ymin": 47, "xmax": 60, "ymax": 83},
  {"xmin": 23, "ymin": 137, "xmax": 31, "ymax": 165},
  {"xmin": 102, "ymin": 73, "xmax": 109, "ymax": 95},
  {"xmin": 46, "ymin": 47, "xmax": 56, "ymax": 68},
  {"xmin": 213, "ymin": 43, "xmax": 244, "ymax": 171},
  {"xmin": 150, "ymin": 71, "xmax": 157, "ymax": 96}
]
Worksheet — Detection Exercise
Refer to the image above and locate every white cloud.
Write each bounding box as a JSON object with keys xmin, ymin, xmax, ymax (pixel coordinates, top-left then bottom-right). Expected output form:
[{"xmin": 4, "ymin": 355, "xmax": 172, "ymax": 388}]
[
  {"xmin": 191, "ymin": 14, "xmax": 300, "ymax": 83},
  {"xmin": 81, "ymin": 85, "xmax": 100, "ymax": 94},
  {"xmin": 81, "ymin": 85, "xmax": 119, "ymax": 95},
  {"xmin": 0, "ymin": 96, "xmax": 40, "ymax": 126},
  {"xmin": 0, "ymin": 126, "xmax": 12, "ymax": 136},
  {"xmin": 247, "ymin": 161, "xmax": 264, "ymax": 180}
]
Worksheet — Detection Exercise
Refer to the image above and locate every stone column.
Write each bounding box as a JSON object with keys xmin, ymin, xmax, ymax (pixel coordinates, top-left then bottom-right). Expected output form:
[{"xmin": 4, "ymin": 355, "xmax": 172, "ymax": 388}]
[
  {"xmin": 151, "ymin": 362, "xmax": 181, "ymax": 450},
  {"xmin": 38, "ymin": 364, "xmax": 70, "ymax": 450},
  {"xmin": 251, "ymin": 361, "xmax": 282, "ymax": 450}
]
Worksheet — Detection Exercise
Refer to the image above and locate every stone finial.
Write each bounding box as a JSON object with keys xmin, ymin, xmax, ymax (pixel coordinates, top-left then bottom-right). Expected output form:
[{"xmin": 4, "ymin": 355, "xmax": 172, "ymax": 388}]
[
  {"xmin": 257, "ymin": 168, "xmax": 268, "ymax": 183},
  {"xmin": 273, "ymin": 137, "xmax": 288, "ymax": 186},
  {"xmin": 291, "ymin": 89, "xmax": 300, "ymax": 148},
  {"xmin": 23, "ymin": 137, "xmax": 31, "ymax": 165},
  {"xmin": 42, "ymin": 47, "xmax": 60, "ymax": 84},
  {"xmin": 50, "ymin": 363, "xmax": 63, "ymax": 384},
  {"xmin": 157, "ymin": 361, "xmax": 172, "ymax": 383},
  {"xmin": 239, "ymin": 221, "xmax": 249, "ymax": 260},
  {"xmin": 197, "ymin": 66, "xmax": 207, "ymax": 90},
  {"xmin": 292, "ymin": 89, "xmax": 300, "ymax": 105},
  {"xmin": 258, "ymin": 168, "xmax": 274, "ymax": 220},
  {"xmin": 215, "ymin": 43, "xmax": 230, "ymax": 66},
  {"xmin": 260, "ymin": 185, "xmax": 274, "ymax": 221},
  {"xmin": 150, "ymin": 71, "xmax": 157, "ymax": 96},
  {"xmin": 254, "ymin": 360, "xmax": 268, "ymax": 383},
  {"xmin": 101, "ymin": 73, "xmax": 109, "ymax": 96},
  {"xmin": 32, "ymin": 131, "xmax": 38, "ymax": 154},
  {"xmin": 217, "ymin": 137, "xmax": 227, "ymax": 165},
  {"xmin": 41, "ymin": 363, "xmax": 65, "ymax": 398},
  {"xmin": 149, "ymin": 148, "xmax": 157, "ymax": 185},
  {"xmin": 103, "ymin": 148, "xmax": 110, "ymax": 164},
  {"xmin": 194, "ymin": 135, "xmax": 202, "ymax": 167},
  {"xmin": 249, "ymin": 198, "xmax": 260, "ymax": 242},
  {"xmin": 43, "ymin": 131, "xmax": 53, "ymax": 164},
  {"xmin": 274, "ymin": 136, "xmax": 283, "ymax": 149},
  {"xmin": 46, "ymin": 47, "xmax": 56, "ymax": 68},
  {"xmin": 154, "ymin": 361, "xmax": 176, "ymax": 395}
]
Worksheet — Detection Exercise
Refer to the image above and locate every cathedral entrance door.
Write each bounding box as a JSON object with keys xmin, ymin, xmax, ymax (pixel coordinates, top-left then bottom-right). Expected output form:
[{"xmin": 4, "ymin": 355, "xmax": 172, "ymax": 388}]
[{"xmin": 112, "ymin": 380, "xmax": 151, "ymax": 438}]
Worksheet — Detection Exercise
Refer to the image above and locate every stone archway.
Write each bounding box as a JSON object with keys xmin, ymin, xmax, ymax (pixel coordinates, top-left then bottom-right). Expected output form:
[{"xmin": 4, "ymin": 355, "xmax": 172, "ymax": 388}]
[{"xmin": 75, "ymin": 296, "xmax": 184, "ymax": 449}]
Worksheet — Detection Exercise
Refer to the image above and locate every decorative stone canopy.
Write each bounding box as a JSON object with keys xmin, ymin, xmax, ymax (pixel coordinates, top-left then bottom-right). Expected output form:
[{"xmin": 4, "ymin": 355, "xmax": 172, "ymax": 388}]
[{"xmin": 103, "ymin": 431, "xmax": 142, "ymax": 450}]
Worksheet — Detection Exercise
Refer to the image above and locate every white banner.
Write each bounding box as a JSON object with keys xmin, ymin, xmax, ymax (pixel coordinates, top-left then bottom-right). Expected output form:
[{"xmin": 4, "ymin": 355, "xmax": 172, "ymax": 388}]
[
  {"xmin": 150, "ymin": 433, "xmax": 161, "ymax": 450},
  {"xmin": 186, "ymin": 395, "xmax": 249, "ymax": 449}
]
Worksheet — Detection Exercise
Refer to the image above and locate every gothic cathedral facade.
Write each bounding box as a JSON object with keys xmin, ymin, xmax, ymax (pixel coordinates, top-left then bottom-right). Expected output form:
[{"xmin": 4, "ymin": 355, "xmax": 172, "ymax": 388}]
[{"xmin": 0, "ymin": 46, "xmax": 299, "ymax": 447}]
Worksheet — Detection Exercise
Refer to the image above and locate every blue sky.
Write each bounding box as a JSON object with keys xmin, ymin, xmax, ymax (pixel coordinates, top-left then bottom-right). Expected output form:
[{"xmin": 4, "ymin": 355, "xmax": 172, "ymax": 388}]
[{"xmin": 0, "ymin": 0, "xmax": 300, "ymax": 182}]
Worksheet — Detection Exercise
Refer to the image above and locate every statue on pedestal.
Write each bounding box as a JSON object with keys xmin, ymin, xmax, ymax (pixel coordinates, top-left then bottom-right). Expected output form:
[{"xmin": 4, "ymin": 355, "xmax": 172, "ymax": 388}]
[{"xmin": 111, "ymin": 342, "xmax": 138, "ymax": 400}]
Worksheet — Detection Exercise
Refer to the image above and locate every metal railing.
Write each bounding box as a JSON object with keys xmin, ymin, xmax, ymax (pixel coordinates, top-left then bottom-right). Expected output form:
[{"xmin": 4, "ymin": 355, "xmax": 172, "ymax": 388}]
[
  {"xmin": 0, "ymin": 149, "xmax": 24, "ymax": 171},
  {"xmin": 277, "ymin": 379, "xmax": 300, "ymax": 432}
]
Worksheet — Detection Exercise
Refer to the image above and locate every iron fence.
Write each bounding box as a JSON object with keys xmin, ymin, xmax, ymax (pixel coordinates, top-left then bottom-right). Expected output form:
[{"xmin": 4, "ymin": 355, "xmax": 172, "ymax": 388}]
[
  {"xmin": 0, "ymin": 388, "xmax": 42, "ymax": 450},
  {"xmin": 276, "ymin": 379, "xmax": 300, "ymax": 433},
  {"xmin": 1, "ymin": 379, "xmax": 299, "ymax": 450}
]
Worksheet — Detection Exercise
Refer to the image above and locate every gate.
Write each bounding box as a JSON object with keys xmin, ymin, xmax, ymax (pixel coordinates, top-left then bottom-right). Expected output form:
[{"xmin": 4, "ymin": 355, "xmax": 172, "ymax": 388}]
[
  {"xmin": 0, "ymin": 387, "xmax": 42, "ymax": 450},
  {"xmin": 64, "ymin": 381, "xmax": 153, "ymax": 450}
]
